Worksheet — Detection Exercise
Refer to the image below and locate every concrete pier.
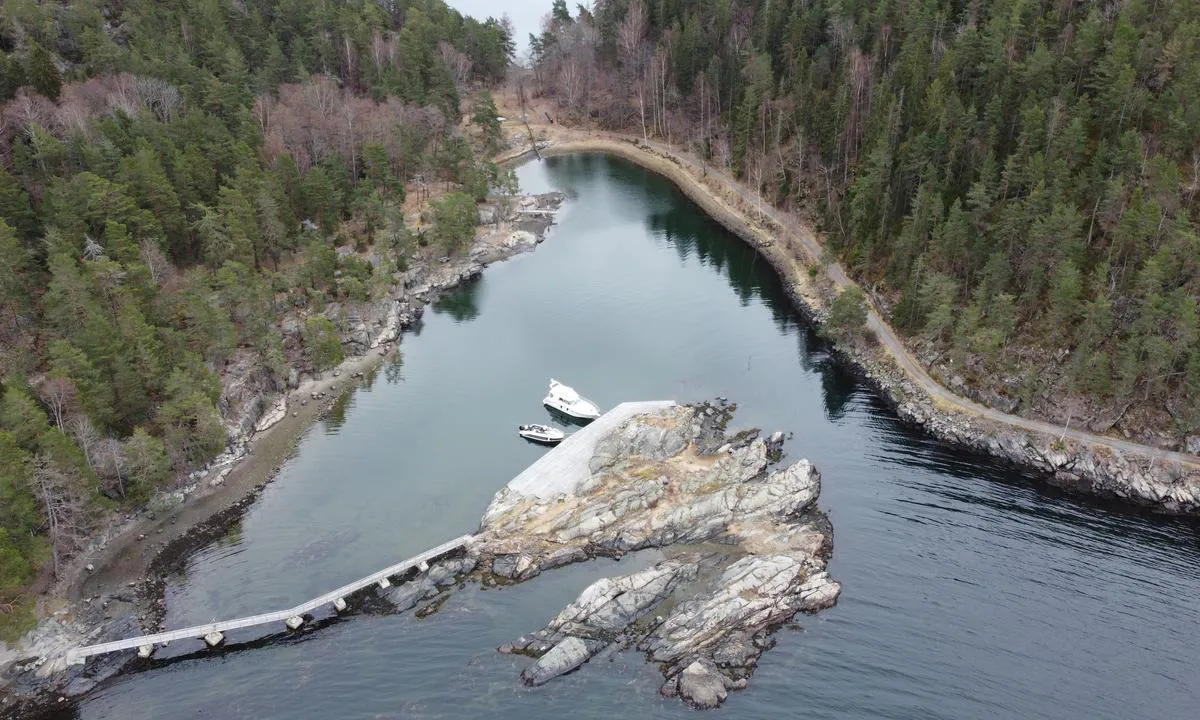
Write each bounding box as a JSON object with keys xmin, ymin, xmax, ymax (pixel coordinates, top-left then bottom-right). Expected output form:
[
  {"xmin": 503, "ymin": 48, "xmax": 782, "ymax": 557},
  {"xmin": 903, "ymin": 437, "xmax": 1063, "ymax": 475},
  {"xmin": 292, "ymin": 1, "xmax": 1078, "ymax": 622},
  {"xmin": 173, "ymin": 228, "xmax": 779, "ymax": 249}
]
[{"xmin": 505, "ymin": 401, "xmax": 676, "ymax": 500}]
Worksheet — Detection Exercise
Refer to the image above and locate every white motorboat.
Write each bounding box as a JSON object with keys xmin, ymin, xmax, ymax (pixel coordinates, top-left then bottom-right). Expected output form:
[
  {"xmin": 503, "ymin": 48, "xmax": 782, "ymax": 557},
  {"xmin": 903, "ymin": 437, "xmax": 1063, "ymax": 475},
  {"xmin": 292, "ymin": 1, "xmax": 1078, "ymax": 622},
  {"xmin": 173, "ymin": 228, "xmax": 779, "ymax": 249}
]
[
  {"xmin": 518, "ymin": 423, "xmax": 565, "ymax": 444},
  {"xmin": 542, "ymin": 379, "xmax": 601, "ymax": 421}
]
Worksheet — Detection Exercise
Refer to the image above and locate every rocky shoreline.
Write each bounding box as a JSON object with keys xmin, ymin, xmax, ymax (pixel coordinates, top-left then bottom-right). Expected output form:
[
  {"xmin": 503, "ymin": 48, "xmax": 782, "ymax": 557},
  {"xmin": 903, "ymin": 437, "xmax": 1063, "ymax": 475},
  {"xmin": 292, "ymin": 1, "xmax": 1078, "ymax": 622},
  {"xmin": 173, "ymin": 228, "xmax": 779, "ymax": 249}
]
[
  {"xmin": 0, "ymin": 191, "xmax": 567, "ymax": 716},
  {"xmin": 3, "ymin": 401, "xmax": 839, "ymax": 714},
  {"xmin": 772, "ymin": 262, "xmax": 1200, "ymax": 514},
  {"xmin": 534, "ymin": 134, "xmax": 1200, "ymax": 515}
]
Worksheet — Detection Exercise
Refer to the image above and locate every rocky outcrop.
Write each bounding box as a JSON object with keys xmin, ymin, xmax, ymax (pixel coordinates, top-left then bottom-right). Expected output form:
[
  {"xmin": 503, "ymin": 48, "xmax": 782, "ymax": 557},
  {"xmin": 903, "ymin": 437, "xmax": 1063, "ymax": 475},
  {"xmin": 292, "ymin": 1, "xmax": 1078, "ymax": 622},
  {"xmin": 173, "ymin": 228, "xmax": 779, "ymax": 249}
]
[
  {"xmin": 501, "ymin": 561, "xmax": 697, "ymax": 682},
  {"xmin": 855, "ymin": 350, "xmax": 1200, "ymax": 513},
  {"xmin": 772, "ymin": 269, "xmax": 1200, "ymax": 514},
  {"xmin": 219, "ymin": 349, "xmax": 282, "ymax": 443},
  {"xmin": 478, "ymin": 403, "xmax": 839, "ymax": 708},
  {"xmin": 385, "ymin": 556, "xmax": 477, "ymax": 612}
]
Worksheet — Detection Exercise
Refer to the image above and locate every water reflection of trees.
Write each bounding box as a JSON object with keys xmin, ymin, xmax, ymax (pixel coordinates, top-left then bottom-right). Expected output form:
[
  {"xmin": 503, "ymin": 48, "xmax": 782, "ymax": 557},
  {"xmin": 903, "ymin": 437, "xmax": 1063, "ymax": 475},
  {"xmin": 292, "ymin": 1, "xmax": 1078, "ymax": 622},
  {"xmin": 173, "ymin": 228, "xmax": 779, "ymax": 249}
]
[
  {"xmin": 323, "ymin": 390, "xmax": 353, "ymax": 432},
  {"xmin": 543, "ymin": 155, "xmax": 1200, "ymax": 543},
  {"xmin": 432, "ymin": 276, "xmax": 482, "ymax": 323},
  {"xmin": 384, "ymin": 352, "xmax": 405, "ymax": 385},
  {"xmin": 646, "ymin": 194, "xmax": 797, "ymax": 333}
]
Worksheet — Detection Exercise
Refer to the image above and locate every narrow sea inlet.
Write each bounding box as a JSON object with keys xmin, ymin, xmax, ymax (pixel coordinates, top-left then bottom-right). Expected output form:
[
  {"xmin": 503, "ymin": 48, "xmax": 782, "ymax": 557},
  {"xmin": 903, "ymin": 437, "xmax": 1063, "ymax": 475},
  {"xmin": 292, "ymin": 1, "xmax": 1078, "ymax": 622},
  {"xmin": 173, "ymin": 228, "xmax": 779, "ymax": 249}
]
[{"xmin": 63, "ymin": 155, "xmax": 1200, "ymax": 719}]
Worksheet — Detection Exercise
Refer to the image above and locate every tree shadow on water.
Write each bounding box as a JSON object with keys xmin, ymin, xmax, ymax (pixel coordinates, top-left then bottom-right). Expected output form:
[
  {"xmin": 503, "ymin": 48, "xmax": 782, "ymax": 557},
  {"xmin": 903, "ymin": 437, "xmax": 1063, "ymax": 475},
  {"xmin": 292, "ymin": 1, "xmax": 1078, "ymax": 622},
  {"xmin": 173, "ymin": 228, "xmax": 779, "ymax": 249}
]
[
  {"xmin": 432, "ymin": 276, "xmax": 482, "ymax": 323},
  {"xmin": 648, "ymin": 200, "xmax": 799, "ymax": 333},
  {"xmin": 322, "ymin": 390, "xmax": 353, "ymax": 433},
  {"xmin": 384, "ymin": 352, "xmax": 405, "ymax": 386},
  {"xmin": 795, "ymin": 327, "xmax": 859, "ymax": 422}
]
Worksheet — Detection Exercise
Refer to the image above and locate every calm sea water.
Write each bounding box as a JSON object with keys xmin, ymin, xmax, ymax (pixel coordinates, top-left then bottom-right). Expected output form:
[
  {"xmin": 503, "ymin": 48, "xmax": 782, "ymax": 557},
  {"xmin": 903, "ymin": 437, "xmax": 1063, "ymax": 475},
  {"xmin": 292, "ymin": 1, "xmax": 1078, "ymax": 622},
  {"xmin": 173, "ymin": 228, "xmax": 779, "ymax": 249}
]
[{"xmin": 62, "ymin": 155, "xmax": 1200, "ymax": 719}]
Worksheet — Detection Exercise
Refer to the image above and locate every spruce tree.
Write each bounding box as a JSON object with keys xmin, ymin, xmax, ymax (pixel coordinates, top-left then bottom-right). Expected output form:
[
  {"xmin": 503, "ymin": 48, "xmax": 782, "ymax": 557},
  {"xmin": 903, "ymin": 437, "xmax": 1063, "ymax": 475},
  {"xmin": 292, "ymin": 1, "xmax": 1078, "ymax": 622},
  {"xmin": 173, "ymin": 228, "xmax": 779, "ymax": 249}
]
[{"xmin": 27, "ymin": 41, "xmax": 61, "ymax": 101}]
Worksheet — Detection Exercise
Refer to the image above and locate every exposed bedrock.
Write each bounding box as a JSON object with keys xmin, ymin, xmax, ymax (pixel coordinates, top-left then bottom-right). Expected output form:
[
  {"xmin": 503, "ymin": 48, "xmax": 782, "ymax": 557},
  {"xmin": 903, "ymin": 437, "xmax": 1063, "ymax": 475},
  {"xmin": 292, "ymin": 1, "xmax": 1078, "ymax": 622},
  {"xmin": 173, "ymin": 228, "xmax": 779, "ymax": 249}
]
[{"xmin": 476, "ymin": 402, "xmax": 841, "ymax": 708}]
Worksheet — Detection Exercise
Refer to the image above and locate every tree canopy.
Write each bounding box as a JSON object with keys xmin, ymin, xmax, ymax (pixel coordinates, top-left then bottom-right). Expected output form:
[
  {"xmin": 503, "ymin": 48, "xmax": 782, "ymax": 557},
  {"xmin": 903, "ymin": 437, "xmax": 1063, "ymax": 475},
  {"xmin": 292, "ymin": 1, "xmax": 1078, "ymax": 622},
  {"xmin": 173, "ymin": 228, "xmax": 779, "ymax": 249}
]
[{"xmin": 0, "ymin": 0, "xmax": 511, "ymax": 635}]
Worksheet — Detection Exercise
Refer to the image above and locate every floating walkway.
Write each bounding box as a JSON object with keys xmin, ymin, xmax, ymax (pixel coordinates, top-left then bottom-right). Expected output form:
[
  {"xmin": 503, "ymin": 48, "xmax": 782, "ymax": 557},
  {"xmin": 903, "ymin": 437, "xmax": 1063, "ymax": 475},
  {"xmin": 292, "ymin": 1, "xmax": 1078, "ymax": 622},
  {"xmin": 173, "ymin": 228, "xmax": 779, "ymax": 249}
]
[
  {"xmin": 63, "ymin": 534, "xmax": 472, "ymax": 666},
  {"xmin": 60, "ymin": 401, "xmax": 675, "ymax": 669}
]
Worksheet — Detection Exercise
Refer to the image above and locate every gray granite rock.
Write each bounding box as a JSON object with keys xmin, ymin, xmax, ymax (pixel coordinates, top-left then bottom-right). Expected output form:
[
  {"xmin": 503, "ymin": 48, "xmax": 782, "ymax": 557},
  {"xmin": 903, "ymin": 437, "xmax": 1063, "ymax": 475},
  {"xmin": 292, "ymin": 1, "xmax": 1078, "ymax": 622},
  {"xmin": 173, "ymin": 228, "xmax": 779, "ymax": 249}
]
[
  {"xmin": 474, "ymin": 402, "xmax": 840, "ymax": 709},
  {"xmin": 519, "ymin": 636, "xmax": 607, "ymax": 686}
]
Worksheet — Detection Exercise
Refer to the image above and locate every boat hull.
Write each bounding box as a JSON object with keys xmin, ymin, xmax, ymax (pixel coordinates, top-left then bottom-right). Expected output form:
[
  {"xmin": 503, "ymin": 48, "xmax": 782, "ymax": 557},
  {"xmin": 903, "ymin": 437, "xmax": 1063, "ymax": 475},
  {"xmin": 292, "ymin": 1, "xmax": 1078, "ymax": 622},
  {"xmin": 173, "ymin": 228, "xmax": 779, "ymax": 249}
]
[
  {"xmin": 519, "ymin": 432, "xmax": 564, "ymax": 445},
  {"xmin": 518, "ymin": 424, "xmax": 565, "ymax": 444},
  {"xmin": 543, "ymin": 399, "xmax": 600, "ymax": 421}
]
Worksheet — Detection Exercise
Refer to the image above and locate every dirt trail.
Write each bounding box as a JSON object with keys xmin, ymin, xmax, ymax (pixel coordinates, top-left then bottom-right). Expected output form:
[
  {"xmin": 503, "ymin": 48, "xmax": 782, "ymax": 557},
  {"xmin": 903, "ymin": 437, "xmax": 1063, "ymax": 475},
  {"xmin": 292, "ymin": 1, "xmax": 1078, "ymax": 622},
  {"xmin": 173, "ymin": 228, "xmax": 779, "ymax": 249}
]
[{"xmin": 504, "ymin": 123, "xmax": 1200, "ymax": 472}]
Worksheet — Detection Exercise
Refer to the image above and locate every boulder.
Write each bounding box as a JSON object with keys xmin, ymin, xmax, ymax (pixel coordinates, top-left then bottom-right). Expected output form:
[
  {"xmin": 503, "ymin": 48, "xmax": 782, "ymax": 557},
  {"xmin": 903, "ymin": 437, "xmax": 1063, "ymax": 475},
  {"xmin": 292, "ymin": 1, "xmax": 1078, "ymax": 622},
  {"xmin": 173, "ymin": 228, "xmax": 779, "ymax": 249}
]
[
  {"xmin": 426, "ymin": 557, "xmax": 477, "ymax": 586},
  {"xmin": 676, "ymin": 660, "xmax": 729, "ymax": 709},
  {"xmin": 520, "ymin": 636, "xmax": 606, "ymax": 686},
  {"xmin": 387, "ymin": 577, "xmax": 438, "ymax": 612}
]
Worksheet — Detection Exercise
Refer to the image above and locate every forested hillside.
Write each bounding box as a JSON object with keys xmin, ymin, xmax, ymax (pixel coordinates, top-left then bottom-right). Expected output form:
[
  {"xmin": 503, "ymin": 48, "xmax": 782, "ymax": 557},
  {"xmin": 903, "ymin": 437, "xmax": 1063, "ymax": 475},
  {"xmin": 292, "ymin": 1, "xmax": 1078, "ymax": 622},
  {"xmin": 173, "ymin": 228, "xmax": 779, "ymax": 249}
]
[
  {"xmin": 528, "ymin": 0, "xmax": 1200, "ymax": 449},
  {"xmin": 0, "ymin": 0, "xmax": 510, "ymax": 636}
]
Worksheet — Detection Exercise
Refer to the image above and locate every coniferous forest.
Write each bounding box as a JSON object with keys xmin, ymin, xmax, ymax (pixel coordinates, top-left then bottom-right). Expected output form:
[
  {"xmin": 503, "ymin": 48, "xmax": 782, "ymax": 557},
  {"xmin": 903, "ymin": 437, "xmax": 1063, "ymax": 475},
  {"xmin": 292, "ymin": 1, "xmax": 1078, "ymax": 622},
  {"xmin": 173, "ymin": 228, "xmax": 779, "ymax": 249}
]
[
  {"xmin": 2, "ymin": 0, "xmax": 1199, "ymax": 641},
  {"xmin": 527, "ymin": 0, "xmax": 1200, "ymax": 448},
  {"xmin": 0, "ymin": 0, "xmax": 511, "ymax": 636}
]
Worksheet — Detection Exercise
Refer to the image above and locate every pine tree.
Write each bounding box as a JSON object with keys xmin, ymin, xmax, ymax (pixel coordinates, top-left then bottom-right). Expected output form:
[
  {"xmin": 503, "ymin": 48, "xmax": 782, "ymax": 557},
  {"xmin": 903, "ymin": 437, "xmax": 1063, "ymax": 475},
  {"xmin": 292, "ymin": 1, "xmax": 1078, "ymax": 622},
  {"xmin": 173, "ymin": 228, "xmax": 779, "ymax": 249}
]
[
  {"xmin": 471, "ymin": 92, "xmax": 502, "ymax": 153},
  {"xmin": 0, "ymin": 53, "xmax": 27, "ymax": 103},
  {"xmin": 1047, "ymin": 259, "xmax": 1082, "ymax": 333},
  {"xmin": 552, "ymin": 0, "xmax": 573, "ymax": 25},
  {"xmin": 27, "ymin": 41, "xmax": 62, "ymax": 101},
  {"xmin": 0, "ymin": 169, "xmax": 38, "ymax": 242}
]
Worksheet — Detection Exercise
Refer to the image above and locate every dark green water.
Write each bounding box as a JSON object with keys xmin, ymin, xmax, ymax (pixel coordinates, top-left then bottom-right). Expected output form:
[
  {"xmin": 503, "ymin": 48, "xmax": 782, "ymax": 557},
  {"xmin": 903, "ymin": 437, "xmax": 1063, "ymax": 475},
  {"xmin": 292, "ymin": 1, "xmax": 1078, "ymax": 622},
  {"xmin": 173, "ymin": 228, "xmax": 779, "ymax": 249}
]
[{"xmin": 66, "ymin": 155, "xmax": 1200, "ymax": 719}]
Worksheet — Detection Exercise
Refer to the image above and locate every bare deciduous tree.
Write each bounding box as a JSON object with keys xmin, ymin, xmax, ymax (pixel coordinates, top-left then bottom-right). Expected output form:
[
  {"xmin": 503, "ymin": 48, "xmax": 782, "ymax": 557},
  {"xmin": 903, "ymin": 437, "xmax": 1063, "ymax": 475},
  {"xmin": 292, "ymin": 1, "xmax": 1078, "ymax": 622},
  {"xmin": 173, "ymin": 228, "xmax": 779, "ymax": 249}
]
[
  {"xmin": 439, "ymin": 41, "xmax": 473, "ymax": 89},
  {"xmin": 29, "ymin": 457, "xmax": 89, "ymax": 578},
  {"xmin": 141, "ymin": 239, "xmax": 172, "ymax": 286},
  {"xmin": 38, "ymin": 375, "xmax": 76, "ymax": 429},
  {"xmin": 106, "ymin": 437, "xmax": 128, "ymax": 499},
  {"xmin": 618, "ymin": 0, "xmax": 647, "ymax": 56},
  {"xmin": 70, "ymin": 415, "xmax": 101, "ymax": 474}
]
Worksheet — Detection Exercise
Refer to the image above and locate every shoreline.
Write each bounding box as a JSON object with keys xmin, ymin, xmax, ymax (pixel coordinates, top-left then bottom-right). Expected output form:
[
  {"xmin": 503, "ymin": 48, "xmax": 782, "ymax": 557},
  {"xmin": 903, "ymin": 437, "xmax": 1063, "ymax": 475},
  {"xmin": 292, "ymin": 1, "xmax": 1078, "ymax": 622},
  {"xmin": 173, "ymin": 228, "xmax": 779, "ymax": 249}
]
[
  {"xmin": 70, "ymin": 348, "xmax": 393, "ymax": 604},
  {"xmin": 516, "ymin": 128, "xmax": 1200, "ymax": 514},
  {"xmin": 58, "ymin": 192, "xmax": 564, "ymax": 607},
  {"xmin": 0, "ymin": 191, "xmax": 565, "ymax": 708}
]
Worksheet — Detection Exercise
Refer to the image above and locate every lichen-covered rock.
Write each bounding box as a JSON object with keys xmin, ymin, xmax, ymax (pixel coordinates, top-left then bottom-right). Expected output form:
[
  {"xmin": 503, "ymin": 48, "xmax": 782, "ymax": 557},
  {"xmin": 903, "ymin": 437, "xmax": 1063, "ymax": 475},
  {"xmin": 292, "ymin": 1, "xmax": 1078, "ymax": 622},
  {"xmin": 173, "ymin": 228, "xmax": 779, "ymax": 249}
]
[
  {"xmin": 545, "ymin": 562, "xmax": 696, "ymax": 636},
  {"xmin": 639, "ymin": 556, "xmax": 839, "ymax": 671},
  {"xmin": 675, "ymin": 659, "xmax": 730, "ymax": 709},
  {"xmin": 588, "ymin": 405, "xmax": 696, "ymax": 473},
  {"xmin": 520, "ymin": 636, "xmax": 606, "ymax": 686}
]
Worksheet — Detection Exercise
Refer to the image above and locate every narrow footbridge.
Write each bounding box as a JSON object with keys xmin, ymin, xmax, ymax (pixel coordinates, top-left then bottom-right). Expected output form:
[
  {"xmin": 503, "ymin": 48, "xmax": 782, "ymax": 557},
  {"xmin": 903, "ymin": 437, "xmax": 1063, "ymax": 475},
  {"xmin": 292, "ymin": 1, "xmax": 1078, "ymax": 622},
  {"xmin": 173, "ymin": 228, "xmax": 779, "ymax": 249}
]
[
  {"xmin": 61, "ymin": 400, "xmax": 675, "ymax": 669},
  {"xmin": 64, "ymin": 534, "xmax": 472, "ymax": 666}
]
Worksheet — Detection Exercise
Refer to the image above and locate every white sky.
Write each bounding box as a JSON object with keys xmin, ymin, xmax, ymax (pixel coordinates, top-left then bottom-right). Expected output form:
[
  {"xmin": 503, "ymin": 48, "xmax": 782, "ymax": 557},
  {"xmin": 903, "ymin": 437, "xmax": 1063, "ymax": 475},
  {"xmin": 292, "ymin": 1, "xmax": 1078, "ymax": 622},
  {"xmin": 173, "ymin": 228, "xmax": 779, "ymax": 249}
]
[{"xmin": 446, "ymin": 0, "xmax": 551, "ymax": 58}]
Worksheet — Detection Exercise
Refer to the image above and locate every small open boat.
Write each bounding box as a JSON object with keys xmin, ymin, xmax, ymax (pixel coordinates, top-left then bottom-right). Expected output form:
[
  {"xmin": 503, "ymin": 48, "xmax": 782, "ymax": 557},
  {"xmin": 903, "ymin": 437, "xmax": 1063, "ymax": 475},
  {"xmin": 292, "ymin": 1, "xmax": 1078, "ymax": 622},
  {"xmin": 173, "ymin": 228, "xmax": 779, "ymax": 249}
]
[
  {"xmin": 518, "ymin": 423, "xmax": 565, "ymax": 445},
  {"xmin": 542, "ymin": 379, "xmax": 601, "ymax": 421}
]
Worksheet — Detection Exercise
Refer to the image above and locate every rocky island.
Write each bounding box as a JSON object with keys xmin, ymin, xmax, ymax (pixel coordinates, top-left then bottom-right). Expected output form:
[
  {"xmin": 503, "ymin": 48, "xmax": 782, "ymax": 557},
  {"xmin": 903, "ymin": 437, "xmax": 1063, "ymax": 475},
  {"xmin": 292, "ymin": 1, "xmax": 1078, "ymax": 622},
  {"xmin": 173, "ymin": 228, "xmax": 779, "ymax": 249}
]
[{"xmin": 390, "ymin": 401, "xmax": 840, "ymax": 709}]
